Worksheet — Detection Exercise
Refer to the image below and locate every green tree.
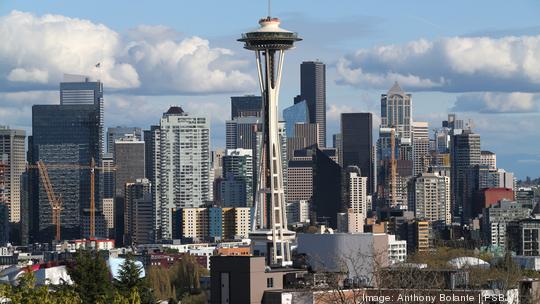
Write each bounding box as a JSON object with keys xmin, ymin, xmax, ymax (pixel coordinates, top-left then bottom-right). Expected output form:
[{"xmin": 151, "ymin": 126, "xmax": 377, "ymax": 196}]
[
  {"xmin": 114, "ymin": 254, "xmax": 154, "ymax": 304},
  {"xmin": 0, "ymin": 271, "xmax": 81, "ymax": 304},
  {"xmin": 67, "ymin": 250, "xmax": 113, "ymax": 304}
]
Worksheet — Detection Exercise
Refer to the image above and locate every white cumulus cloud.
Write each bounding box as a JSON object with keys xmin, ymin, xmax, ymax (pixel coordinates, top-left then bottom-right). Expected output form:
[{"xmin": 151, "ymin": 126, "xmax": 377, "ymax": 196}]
[
  {"xmin": 336, "ymin": 35, "xmax": 540, "ymax": 92},
  {"xmin": 0, "ymin": 11, "xmax": 255, "ymax": 94}
]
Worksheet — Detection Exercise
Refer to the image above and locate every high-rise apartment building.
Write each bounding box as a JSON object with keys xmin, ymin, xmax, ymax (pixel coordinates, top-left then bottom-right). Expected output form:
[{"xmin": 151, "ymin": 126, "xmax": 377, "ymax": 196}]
[
  {"xmin": 381, "ymin": 82, "xmax": 412, "ymax": 143},
  {"xmin": 106, "ymin": 126, "xmax": 142, "ymax": 155},
  {"xmin": 0, "ymin": 127, "xmax": 26, "ymax": 223},
  {"xmin": 345, "ymin": 166, "xmax": 368, "ymax": 233},
  {"xmin": 221, "ymin": 149, "xmax": 253, "ymax": 207},
  {"xmin": 450, "ymin": 129, "xmax": 481, "ymax": 223},
  {"xmin": 408, "ymin": 172, "xmax": 451, "ymax": 226},
  {"xmin": 30, "ymin": 76, "xmax": 103, "ymax": 241},
  {"xmin": 178, "ymin": 207, "xmax": 251, "ymax": 242},
  {"xmin": 300, "ymin": 61, "xmax": 326, "ymax": 146},
  {"xmin": 480, "ymin": 151, "xmax": 497, "ymax": 170},
  {"xmin": 156, "ymin": 106, "xmax": 210, "ymax": 239},
  {"xmin": 341, "ymin": 113, "xmax": 373, "ymax": 194},
  {"xmin": 483, "ymin": 199, "xmax": 531, "ymax": 250},
  {"xmin": 230, "ymin": 95, "xmax": 262, "ymax": 119}
]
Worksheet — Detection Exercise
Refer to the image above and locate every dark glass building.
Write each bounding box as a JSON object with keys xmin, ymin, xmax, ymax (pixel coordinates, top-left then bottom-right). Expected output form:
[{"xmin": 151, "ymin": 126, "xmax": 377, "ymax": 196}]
[
  {"xmin": 230, "ymin": 95, "xmax": 262, "ymax": 119},
  {"xmin": 312, "ymin": 148, "xmax": 343, "ymax": 228},
  {"xmin": 341, "ymin": 113, "xmax": 373, "ymax": 194},
  {"xmin": 30, "ymin": 77, "xmax": 103, "ymax": 241},
  {"xmin": 300, "ymin": 61, "xmax": 326, "ymax": 146},
  {"xmin": 450, "ymin": 129, "xmax": 481, "ymax": 223}
]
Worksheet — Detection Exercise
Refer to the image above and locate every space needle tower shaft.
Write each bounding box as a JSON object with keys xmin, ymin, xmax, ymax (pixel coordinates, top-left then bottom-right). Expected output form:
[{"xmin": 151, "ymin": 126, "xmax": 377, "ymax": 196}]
[{"xmin": 239, "ymin": 17, "xmax": 301, "ymax": 267}]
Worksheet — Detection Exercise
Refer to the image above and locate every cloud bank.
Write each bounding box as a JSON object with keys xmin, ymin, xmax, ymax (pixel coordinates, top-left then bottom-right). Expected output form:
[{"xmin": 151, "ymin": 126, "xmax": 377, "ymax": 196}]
[
  {"xmin": 336, "ymin": 35, "xmax": 540, "ymax": 92},
  {"xmin": 453, "ymin": 92, "xmax": 539, "ymax": 113},
  {"xmin": 0, "ymin": 10, "xmax": 255, "ymax": 94}
]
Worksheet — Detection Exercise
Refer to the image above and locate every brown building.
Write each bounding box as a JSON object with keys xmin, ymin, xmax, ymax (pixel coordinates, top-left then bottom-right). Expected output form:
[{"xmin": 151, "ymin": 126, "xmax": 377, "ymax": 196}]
[
  {"xmin": 473, "ymin": 188, "xmax": 514, "ymax": 217},
  {"xmin": 210, "ymin": 256, "xmax": 305, "ymax": 304}
]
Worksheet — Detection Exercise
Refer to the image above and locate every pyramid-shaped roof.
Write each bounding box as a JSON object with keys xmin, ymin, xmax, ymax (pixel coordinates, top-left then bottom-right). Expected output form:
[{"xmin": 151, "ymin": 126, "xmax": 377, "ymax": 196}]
[{"xmin": 388, "ymin": 81, "xmax": 404, "ymax": 95}]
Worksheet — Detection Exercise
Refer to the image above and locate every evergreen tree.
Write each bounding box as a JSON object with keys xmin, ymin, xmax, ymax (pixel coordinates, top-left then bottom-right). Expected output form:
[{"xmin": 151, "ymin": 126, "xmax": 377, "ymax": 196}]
[{"xmin": 67, "ymin": 250, "xmax": 113, "ymax": 304}]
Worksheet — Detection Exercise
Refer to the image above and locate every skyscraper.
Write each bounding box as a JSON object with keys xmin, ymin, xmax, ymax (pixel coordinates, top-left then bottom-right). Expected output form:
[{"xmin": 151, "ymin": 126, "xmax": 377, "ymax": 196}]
[
  {"xmin": 156, "ymin": 106, "xmax": 210, "ymax": 239},
  {"xmin": 451, "ymin": 129, "xmax": 481, "ymax": 223},
  {"xmin": 312, "ymin": 148, "xmax": 343, "ymax": 228},
  {"xmin": 480, "ymin": 151, "xmax": 497, "ymax": 170},
  {"xmin": 300, "ymin": 61, "xmax": 326, "ymax": 146},
  {"xmin": 107, "ymin": 126, "xmax": 142, "ymax": 155},
  {"xmin": 125, "ymin": 178, "xmax": 153, "ymax": 245},
  {"xmin": 381, "ymin": 82, "xmax": 412, "ymax": 143},
  {"xmin": 114, "ymin": 134, "xmax": 145, "ymax": 243},
  {"xmin": 230, "ymin": 95, "xmax": 262, "ymax": 119},
  {"xmin": 0, "ymin": 126, "xmax": 26, "ymax": 224},
  {"xmin": 31, "ymin": 76, "xmax": 103, "ymax": 241},
  {"xmin": 221, "ymin": 149, "xmax": 253, "ymax": 207},
  {"xmin": 341, "ymin": 113, "xmax": 373, "ymax": 194},
  {"xmin": 114, "ymin": 135, "xmax": 145, "ymax": 200}
]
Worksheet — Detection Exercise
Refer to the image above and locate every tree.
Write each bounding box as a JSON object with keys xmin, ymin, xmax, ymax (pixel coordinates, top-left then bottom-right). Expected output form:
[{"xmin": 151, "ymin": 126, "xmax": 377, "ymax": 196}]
[
  {"xmin": 67, "ymin": 250, "xmax": 113, "ymax": 304},
  {"xmin": 114, "ymin": 254, "xmax": 154, "ymax": 304},
  {"xmin": 0, "ymin": 270, "xmax": 81, "ymax": 304},
  {"xmin": 147, "ymin": 266, "xmax": 174, "ymax": 301}
]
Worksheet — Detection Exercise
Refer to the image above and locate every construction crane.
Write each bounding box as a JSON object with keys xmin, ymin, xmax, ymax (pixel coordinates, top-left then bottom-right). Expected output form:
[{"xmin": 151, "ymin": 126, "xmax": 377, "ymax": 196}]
[
  {"xmin": 35, "ymin": 161, "xmax": 63, "ymax": 241},
  {"xmin": 28, "ymin": 158, "xmax": 115, "ymax": 240}
]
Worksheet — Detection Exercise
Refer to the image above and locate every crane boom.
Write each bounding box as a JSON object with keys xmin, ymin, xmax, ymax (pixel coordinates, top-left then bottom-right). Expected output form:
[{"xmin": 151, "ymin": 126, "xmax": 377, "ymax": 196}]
[{"xmin": 36, "ymin": 161, "xmax": 63, "ymax": 241}]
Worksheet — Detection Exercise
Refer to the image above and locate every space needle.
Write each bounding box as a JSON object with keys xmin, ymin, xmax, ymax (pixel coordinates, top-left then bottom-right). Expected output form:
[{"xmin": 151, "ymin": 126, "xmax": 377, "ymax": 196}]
[{"xmin": 238, "ymin": 14, "xmax": 301, "ymax": 267}]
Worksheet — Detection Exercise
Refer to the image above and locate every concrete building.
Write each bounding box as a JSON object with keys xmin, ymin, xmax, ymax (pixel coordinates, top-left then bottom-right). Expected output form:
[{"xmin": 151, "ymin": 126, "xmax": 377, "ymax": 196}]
[
  {"xmin": 221, "ymin": 149, "xmax": 253, "ymax": 207},
  {"xmin": 297, "ymin": 232, "xmax": 404, "ymax": 284},
  {"xmin": 412, "ymin": 138, "xmax": 430, "ymax": 176},
  {"xmin": 106, "ymin": 126, "xmax": 142, "ymax": 155},
  {"xmin": 210, "ymin": 256, "xmax": 305, "ymax": 304},
  {"xmin": 299, "ymin": 61, "xmax": 326, "ymax": 146},
  {"xmin": 102, "ymin": 198, "xmax": 114, "ymax": 238},
  {"xmin": 286, "ymin": 159, "xmax": 313, "ymax": 203},
  {"xmin": 508, "ymin": 218, "xmax": 540, "ymax": 256},
  {"xmin": 483, "ymin": 199, "xmax": 531, "ymax": 250},
  {"xmin": 0, "ymin": 126, "xmax": 26, "ymax": 224},
  {"xmin": 412, "ymin": 121, "xmax": 429, "ymax": 141},
  {"xmin": 156, "ymin": 106, "xmax": 210, "ymax": 239},
  {"xmin": 408, "ymin": 172, "xmax": 451, "ymax": 226},
  {"xmin": 124, "ymin": 178, "xmax": 152, "ymax": 245},
  {"xmin": 178, "ymin": 207, "xmax": 251, "ymax": 242}
]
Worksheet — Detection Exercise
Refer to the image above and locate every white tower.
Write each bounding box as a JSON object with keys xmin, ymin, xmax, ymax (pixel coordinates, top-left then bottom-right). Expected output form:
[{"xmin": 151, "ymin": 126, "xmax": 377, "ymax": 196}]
[{"xmin": 238, "ymin": 17, "xmax": 301, "ymax": 267}]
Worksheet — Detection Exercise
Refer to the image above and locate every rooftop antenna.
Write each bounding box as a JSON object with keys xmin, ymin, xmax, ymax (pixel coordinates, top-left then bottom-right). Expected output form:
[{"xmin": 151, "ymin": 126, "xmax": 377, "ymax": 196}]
[{"xmin": 268, "ymin": 0, "xmax": 271, "ymax": 17}]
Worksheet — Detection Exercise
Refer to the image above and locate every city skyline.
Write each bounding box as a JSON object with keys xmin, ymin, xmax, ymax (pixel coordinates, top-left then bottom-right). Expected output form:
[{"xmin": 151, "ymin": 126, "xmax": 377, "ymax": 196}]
[{"xmin": 0, "ymin": 1, "xmax": 539, "ymax": 179}]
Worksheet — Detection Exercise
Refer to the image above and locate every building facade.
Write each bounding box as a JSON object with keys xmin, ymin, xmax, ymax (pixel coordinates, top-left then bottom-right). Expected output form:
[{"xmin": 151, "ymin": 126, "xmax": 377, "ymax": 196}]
[
  {"xmin": 0, "ymin": 126, "xmax": 26, "ymax": 224},
  {"xmin": 220, "ymin": 149, "xmax": 253, "ymax": 207},
  {"xmin": 300, "ymin": 61, "xmax": 326, "ymax": 146},
  {"xmin": 156, "ymin": 106, "xmax": 211, "ymax": 239},
  {"xmin": 30, "ymin": 76, "xmax": 103, "ymax": 241},
  {"xmin": 341, "ymin": 113, "xmax": 373, "ymax": 194}
]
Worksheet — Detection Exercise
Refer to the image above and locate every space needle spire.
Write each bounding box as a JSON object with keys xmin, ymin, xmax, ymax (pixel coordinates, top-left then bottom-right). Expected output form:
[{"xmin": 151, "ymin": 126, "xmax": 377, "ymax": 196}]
[{"xmin": 238, "ymin": 14, "xmax": 301, "ymax": 267}]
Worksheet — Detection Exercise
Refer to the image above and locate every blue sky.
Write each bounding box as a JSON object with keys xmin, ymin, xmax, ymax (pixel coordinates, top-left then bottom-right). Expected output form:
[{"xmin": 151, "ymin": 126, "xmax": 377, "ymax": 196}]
[{"xmin": 0, "ymin": 0, "xmax": 539, "ymax": 178}]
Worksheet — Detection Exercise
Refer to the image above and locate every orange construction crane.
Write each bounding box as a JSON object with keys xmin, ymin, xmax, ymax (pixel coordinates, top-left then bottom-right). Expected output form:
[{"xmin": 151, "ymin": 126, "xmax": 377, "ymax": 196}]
[
  {"xmin": 35, "ymin": 161, "xmax": 63, "ymax": 241},
  {"xmin": 28, "ymin": 158, "xmax": 115, "ymax": 240}
]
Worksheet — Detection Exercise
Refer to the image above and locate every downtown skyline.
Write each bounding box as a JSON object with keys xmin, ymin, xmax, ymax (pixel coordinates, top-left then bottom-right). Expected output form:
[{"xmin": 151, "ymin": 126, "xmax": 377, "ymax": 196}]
[{"xmin": 0, "ymin": 1, "xmax": 540, "ymax": 178}]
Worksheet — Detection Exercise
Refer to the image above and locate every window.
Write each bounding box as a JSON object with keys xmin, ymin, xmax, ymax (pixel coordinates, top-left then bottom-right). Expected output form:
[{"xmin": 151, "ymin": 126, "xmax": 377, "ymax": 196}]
[{"xmin": 267, "ymin": 277, "xmax": 274, "ymax": 288}]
